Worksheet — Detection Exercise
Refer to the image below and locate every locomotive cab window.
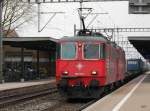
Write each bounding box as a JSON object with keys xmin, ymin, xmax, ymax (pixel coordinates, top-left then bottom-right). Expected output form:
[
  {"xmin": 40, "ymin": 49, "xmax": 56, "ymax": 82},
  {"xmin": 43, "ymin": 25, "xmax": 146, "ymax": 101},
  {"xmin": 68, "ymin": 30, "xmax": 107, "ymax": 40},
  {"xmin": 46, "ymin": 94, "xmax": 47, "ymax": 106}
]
[
  {"xmin": 84, "ymin": 43, "xmax": 105, "ymax": 59},
  {"xmin": 84, "ymin": 43, "xmax": 100, "ymax": 59},
  {"xmin": 61, "ymin": 42, "xmax": 76, "ymax": 59}
]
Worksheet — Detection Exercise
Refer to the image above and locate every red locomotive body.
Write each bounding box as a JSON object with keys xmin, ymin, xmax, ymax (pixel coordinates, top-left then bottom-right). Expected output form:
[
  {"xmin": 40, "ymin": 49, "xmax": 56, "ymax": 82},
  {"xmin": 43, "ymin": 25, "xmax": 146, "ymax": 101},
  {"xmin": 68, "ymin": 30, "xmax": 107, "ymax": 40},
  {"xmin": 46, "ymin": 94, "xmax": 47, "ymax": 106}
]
[{"xmin": 56, "ymin": 32, "xmax": 126, "ymax": 98}]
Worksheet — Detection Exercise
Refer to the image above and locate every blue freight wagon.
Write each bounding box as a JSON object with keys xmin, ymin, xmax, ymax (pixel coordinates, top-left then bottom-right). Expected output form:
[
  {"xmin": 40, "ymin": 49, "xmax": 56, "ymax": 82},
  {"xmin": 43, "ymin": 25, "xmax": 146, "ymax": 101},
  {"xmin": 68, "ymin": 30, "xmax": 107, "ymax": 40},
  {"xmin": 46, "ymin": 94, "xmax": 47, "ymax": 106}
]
[{"xmin": 127, "ymin": 59, "xmax": 143, "ymax": 75}]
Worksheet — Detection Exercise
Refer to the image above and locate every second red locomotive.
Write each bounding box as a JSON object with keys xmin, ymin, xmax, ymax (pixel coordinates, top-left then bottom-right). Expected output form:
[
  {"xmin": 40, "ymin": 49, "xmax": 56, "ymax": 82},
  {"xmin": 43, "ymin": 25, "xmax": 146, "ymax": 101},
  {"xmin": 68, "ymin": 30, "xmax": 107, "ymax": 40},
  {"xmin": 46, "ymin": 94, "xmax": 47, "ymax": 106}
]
[{"xmin": 56, "ymin": 30, "xmax": 126, "ymax": 98}]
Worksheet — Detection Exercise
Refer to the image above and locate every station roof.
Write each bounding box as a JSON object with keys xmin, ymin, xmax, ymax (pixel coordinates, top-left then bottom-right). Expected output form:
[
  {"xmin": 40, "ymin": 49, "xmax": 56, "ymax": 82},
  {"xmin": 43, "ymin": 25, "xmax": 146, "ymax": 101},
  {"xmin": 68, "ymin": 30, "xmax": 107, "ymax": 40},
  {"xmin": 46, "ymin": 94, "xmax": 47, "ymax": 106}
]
[
  {"xmin": 128, "ymin": 36, "xmax": 150, "ymax": 59},
  {"xmin": 3, "ymin": 37, "xmax": 58, "ymax": 51}
]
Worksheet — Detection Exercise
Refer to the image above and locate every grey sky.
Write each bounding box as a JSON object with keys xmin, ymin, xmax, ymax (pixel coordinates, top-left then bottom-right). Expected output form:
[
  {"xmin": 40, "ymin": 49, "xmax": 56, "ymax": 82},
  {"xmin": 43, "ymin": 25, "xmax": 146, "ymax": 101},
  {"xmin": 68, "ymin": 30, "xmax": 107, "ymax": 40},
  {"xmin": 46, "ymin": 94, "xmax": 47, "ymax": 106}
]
[
  {"xmin": 16, "ymin": 1, "xmax": 150, "ymax": 60},
  {"xmin": 17, "ymin": 1, "xmax": 150, "ymax": 38}
]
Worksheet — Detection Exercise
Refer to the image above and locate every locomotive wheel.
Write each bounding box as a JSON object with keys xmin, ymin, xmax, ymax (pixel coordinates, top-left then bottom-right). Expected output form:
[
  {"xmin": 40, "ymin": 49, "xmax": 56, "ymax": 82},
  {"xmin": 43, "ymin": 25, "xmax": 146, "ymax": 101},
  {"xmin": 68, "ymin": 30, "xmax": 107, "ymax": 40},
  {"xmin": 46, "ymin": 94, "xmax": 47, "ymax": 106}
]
[
  {"xmin": 115, "ymin": 81, "xmax": 120, "ymax": 88},
  {"xmin": 119, "ymin": 80, "xmax": 124, "ymax": 86},
  {"xmin": 110, "ymin": 83, "xmax": 115, "ymax": 91},
  {"xmin": 104, "ymin": 85, "xmax": 111, "ymax": 93},
  {"xmin": 88, "ymin": 87, "xmax": 104, "ymax": 98}
]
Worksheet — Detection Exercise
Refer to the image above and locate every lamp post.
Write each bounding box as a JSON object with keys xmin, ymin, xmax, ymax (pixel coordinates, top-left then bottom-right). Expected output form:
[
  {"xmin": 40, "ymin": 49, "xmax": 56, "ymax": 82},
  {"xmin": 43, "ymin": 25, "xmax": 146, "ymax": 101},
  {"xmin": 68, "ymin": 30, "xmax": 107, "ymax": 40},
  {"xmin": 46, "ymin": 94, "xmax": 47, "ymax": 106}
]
[{"xmin": 0, "ymin": 0, "xmax": 4, "ymax": 83}]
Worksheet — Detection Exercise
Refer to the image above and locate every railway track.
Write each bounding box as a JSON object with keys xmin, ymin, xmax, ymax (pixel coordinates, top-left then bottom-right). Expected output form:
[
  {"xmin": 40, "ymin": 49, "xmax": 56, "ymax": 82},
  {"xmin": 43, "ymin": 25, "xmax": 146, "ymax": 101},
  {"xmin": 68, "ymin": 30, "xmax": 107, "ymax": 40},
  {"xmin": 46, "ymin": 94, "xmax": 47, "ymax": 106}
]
[
  {"xmin": 0, "ymin": 76, "xmax": 140, "ymax": 111},
  {"xmin": 0, "ymin": 87, "xmax": 58, "ymax": 108},
  {"xmin": 42, "ymin": 76, "xmax": 137, "ymax": 111}
]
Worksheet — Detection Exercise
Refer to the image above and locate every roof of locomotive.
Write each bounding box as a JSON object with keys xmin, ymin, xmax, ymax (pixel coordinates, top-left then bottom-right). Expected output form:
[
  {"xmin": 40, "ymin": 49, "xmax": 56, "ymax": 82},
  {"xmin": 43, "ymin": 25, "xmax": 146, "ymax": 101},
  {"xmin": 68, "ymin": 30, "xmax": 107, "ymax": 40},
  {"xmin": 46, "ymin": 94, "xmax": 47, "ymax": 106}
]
[
  {"xmin": 59, "ymin": 30, "xmax": 110, "ymax": 43},
  {"xmin": 59, "ymin": 36, "xmax": 109, "ymax": 43}
]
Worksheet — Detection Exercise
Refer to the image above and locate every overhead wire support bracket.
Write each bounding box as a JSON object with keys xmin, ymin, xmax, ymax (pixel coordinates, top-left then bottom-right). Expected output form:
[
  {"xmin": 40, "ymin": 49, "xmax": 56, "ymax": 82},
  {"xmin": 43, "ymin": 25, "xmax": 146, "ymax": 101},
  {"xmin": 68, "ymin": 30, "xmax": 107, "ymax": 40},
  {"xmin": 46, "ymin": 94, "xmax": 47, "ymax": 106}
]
[
  {"xmin": 23, "ymin": 0, "xmax": 129, "ymax": 4},
  {"xmin": 76, "ymin": 28, "xmax": 150, "ymax": 33},
  {"xmin": 37, "ymin": 2, "xmax": 64, "ymax": 32},
  {"xmin": 97, "ymin": 28, "xmax": 150, "ymax": 32},
  {"xmin": 86, "ymin": 12, "xmax": 108, "ymax": 29}
]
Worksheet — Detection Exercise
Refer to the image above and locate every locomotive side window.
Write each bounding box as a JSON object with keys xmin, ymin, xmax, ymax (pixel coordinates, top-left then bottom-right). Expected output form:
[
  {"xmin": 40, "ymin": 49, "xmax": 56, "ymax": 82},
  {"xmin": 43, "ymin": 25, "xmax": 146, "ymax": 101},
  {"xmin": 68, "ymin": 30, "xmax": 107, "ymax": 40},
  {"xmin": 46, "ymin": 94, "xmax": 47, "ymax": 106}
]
[
  {"xmin": 61, "ymin": 42, "xmax": 76, "ymax": 59},
  {"xmin": 100, "ymin": 44, "xmax": 105, "ymax": 59},
  {"xmin": 84, "ymin": 43, "xmax": 100, "ymax": 59}
]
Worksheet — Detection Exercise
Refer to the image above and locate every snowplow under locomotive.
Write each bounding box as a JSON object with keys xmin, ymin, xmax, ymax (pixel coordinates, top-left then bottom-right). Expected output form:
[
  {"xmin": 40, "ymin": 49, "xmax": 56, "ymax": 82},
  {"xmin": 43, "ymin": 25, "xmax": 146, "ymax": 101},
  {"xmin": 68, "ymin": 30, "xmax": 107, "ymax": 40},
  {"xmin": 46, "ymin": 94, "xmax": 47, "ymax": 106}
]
[{"xmin": 56, "ymin": 31, "xmax": 126, "ymax": 98}]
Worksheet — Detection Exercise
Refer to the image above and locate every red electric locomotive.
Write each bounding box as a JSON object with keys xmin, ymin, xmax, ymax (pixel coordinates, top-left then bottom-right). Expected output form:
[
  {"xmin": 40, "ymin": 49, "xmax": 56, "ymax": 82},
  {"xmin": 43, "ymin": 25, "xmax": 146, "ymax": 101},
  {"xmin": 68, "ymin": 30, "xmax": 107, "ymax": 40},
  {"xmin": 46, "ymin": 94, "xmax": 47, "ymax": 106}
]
[{"xmin": 56, "ymin": 30, "xmax": 126, "ymax": 98}]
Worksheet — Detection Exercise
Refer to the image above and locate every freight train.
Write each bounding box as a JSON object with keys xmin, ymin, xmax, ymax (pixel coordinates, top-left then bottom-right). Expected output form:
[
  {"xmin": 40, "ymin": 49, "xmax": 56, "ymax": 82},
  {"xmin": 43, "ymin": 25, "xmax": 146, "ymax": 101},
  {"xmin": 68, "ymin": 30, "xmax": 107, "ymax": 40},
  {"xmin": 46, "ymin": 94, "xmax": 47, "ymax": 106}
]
[
  {"xmin": 127, "ymin": 59, "xmax": 148, "ymax": 75},
  {"xmin": 56, "ymin": 30, "xmax": 126, "ymax": 98}
]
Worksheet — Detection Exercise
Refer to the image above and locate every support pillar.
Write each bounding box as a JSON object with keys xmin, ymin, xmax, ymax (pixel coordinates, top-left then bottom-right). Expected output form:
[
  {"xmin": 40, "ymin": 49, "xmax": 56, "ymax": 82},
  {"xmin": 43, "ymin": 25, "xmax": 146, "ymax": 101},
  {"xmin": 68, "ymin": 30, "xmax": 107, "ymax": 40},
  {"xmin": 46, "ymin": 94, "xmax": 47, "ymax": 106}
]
[
  {"xmin": 0, "ymin": 1, "xmax": 4, "ymax": 83},
  {"xmin": 37, "ymin": 50, "xmax": 40, "ymax": 79},
  {"xmin": 20, "ymin": 48, "xmax": 24, "ymax": 82}
]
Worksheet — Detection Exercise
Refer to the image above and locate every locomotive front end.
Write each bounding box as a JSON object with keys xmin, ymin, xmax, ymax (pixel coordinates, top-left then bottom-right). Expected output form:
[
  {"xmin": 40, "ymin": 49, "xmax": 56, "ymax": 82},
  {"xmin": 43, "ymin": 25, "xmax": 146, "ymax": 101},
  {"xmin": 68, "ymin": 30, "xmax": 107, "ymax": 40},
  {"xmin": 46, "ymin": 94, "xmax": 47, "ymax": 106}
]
[{"xmin": 56, "ymin": 38, "xmax": 106, "ymax": 98}]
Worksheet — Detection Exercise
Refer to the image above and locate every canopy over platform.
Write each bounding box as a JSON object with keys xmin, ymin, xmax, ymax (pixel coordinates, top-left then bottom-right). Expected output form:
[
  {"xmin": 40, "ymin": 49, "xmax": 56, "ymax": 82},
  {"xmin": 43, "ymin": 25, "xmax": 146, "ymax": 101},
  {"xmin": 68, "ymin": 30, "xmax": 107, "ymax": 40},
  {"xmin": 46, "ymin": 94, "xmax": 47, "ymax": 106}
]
[
  {"xmin": 3, "ymin": 37, "xmax": 58, "ymax": 51},
  {"xmin": 3, "ymin": 37, "xmax": 58, "ymax": 81},
  {"xmin": 128, "ymin": 36, "xmax": 150, "ymax": 59}
]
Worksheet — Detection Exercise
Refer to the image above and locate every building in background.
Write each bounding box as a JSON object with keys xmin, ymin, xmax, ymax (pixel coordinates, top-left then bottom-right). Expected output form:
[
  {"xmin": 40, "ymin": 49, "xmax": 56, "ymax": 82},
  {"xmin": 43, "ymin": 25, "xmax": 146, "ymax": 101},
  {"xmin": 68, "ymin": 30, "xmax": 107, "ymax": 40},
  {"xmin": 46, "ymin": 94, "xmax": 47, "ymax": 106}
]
[{"xmin": 129, "ymin": 0, "xmax": 150, "ymax": 14}]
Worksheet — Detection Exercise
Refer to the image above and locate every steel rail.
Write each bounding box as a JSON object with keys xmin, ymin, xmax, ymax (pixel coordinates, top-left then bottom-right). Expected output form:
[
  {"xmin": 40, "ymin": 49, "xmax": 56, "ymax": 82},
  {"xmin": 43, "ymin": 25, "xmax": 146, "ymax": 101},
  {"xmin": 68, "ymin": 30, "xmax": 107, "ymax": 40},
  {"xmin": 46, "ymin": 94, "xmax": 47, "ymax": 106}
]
[{"xmin": 0, "ymin": 87, "xmax": 57, "ymax": 108}]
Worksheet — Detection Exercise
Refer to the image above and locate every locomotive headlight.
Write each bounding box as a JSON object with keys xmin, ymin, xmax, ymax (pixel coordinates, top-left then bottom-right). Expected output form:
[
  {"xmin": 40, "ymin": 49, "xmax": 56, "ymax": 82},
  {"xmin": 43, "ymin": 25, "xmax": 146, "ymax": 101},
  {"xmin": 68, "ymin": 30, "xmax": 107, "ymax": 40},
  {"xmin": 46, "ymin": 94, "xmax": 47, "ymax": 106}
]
[
  {"xmin": 91, "ymin": 71, "xmax": 97, "ymax": 75},
  {"xmin": 78, "ymin": 43, "xmax": 82, "ymax": 47},
  {"xmin": 62, "ymin": 71, "xmax": 69, "ymax": 75}
]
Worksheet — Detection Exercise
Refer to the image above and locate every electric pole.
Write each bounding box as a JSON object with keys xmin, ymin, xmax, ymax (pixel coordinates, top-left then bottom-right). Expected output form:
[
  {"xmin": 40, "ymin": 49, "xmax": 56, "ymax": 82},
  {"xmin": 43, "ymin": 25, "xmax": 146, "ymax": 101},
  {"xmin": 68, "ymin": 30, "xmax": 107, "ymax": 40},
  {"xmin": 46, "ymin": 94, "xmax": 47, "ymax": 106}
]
[{"xmin": 0, "ymin": 0, "xmax": 4, "ymax": 84}]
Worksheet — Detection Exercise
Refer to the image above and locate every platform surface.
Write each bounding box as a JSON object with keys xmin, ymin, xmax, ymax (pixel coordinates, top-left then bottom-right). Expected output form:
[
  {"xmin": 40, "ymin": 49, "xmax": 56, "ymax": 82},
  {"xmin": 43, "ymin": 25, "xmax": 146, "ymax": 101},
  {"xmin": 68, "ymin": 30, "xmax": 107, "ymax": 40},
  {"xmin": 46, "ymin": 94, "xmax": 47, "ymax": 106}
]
[
  {"xmin": 83, "ymin": 72, "xmax": 150, "ymax": 111},
  {"xmin": 0, "ymin": 78, "xmax": 55, "ymax": 91}
]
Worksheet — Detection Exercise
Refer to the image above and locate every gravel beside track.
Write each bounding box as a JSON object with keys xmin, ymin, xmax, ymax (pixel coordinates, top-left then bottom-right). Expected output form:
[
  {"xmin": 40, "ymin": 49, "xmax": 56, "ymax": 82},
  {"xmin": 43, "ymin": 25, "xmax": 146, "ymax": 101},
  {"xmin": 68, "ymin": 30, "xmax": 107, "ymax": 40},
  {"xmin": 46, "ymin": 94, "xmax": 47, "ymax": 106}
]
[
  {"xmin": 0, "ymin": 91, "xmax": 94, "ymax": 111},
  {"xmin": 45, "ymin": 99, "xmax": 96, "ymax": 111},
  {"xmin": 0, "ymin": 92, "xmax": 60, "ymax": 111}
]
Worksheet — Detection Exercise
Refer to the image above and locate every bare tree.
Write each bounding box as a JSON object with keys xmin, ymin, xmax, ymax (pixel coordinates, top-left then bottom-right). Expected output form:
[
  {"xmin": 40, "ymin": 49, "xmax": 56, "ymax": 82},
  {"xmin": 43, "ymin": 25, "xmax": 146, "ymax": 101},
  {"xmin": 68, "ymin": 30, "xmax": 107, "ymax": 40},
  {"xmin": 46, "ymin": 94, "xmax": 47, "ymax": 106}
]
[{"xmin": 2, "ymin": 0, "xmax": 36, "ymax": 37}]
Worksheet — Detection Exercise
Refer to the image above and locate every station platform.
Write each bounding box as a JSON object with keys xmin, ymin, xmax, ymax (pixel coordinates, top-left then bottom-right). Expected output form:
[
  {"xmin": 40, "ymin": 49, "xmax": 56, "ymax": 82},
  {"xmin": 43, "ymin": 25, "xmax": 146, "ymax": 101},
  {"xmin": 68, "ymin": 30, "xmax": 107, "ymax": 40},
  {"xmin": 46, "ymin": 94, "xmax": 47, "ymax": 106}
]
[
  {"xmin": 83, "ymin": 72, "xmax": 150, "ymax": 111},
  {"xmin": 0, "ymin": 78, "xmax": 55, "ymax": 91}
]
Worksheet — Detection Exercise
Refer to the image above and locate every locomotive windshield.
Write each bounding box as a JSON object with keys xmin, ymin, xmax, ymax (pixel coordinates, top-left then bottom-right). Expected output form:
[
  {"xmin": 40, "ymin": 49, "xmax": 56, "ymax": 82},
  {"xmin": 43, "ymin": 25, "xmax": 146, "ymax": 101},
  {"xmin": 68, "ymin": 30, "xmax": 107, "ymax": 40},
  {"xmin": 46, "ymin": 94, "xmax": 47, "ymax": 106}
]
[
  {"xmin": 84, "ymin": 43, "xmax": 105, "ymax": 59},
  {"xmin": 84, "ymin": 43, "xmax": 100, "ymax": 59},
  {"xmin": 61, "ymin": 42, "xmax": 76, "ymax": 59}
]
